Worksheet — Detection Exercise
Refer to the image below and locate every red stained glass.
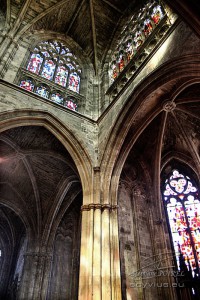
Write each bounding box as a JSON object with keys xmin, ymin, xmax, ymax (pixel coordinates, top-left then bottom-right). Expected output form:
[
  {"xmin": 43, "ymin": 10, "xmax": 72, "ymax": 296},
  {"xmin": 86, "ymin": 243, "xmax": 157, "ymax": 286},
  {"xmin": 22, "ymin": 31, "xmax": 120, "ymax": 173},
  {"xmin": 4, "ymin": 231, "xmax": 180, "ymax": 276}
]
[
  {"xmin": 151, "ymin": 5, "xmax": 164, "ymax": 25},
  {"xmin": 27, "ymin": 53, "xmax": 43, "ymax": 74},
  {"xmin": 41, "ymin": 60, "xmax": 55, "ymax": 81},
  {"xmin": 68, "ymin": 73, "xmax": 80, "ymax": 93},
  {"xmin": 163, "ymin": 169, "xmax": 200, "ymax": 275},
  {"xmin": 65, "ymin": 100, "xmax": 77, "ymax": 111},
  {"xmin": 55, "ymin": 66, "xmax": 68, "ymax": 87},
  {"xmin": 20, "ymin": 79, "xmax": 34, "ymax": 92},
  {"xmin": 25, "ymin": 40, "xmax": 81, "ymax": 94}
]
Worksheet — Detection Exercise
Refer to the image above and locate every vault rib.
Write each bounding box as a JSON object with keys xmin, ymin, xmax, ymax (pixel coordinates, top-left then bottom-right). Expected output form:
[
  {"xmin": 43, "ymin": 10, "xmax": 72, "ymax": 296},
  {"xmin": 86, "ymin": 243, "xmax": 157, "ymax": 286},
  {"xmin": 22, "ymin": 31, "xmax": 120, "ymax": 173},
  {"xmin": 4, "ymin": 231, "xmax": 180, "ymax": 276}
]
[
  {"xmin": 172, "ymin": 110, "xmax": 200, "ymax": 172},
  {"xmin": 89, "ymin": 0, "xmax": 98, "ymax": 74},
  {"xmin": 65, "ymin": 0, "xmax": 85, "ymax": 35}
]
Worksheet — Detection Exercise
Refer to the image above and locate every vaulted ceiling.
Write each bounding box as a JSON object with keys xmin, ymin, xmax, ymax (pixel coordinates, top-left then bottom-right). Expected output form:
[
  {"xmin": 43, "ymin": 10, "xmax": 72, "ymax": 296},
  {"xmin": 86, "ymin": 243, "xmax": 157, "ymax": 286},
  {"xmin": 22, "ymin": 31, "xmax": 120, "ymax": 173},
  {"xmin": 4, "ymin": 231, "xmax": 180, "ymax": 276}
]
[{"xmin": 0, "ymin": 126, "xmax": 82, "ymax": 239}]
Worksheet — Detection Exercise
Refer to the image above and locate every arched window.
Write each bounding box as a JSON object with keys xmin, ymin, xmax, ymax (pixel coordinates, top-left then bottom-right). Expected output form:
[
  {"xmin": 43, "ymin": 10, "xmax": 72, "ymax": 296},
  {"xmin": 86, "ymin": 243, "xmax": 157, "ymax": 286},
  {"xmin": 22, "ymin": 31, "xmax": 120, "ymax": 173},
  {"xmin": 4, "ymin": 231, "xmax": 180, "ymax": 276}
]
[
  {"xmin": 162, "ymin": 169, "xmax": 200, "ymax": 296},
  {"xmin": 26, "ymin": 40, "xmax": 81, "ymax": 92},
  {"xmin": 18, "ymin": 40, "xmax": 81, "ymax": 111},
  {"xmin": 109, "ymin": 0, "xmax": 167, "ymax": 84}
]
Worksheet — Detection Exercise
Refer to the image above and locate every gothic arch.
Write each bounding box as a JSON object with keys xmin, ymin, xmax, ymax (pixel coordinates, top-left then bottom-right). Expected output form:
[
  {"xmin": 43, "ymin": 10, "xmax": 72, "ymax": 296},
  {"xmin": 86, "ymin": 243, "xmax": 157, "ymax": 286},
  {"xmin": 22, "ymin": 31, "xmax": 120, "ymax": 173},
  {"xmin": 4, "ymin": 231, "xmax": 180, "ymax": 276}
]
[
  {"xmin": 0, "ymin": 109, "xmax": 92, "ymax": 204},
  {"xmin": 101, "ymin": 54, "xmax": 200, "ymax": 206}
]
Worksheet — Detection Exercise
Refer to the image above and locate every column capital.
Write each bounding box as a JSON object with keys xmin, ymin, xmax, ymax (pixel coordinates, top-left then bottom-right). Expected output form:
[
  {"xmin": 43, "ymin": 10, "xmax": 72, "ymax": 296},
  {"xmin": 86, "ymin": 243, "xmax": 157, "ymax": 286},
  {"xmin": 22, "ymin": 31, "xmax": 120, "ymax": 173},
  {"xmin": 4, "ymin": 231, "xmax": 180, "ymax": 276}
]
[{"xmin": 81, "ymin": 203, "xmax": 118, "ymax": 212}]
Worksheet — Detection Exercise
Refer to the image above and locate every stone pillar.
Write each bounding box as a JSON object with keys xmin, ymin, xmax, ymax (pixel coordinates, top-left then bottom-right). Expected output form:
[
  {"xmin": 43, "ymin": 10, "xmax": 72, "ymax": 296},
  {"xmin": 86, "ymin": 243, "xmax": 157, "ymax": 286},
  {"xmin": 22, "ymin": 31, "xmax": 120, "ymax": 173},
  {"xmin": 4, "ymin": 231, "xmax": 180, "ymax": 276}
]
[
  {"xmin": 78, "ymin": 203, "xmax": 122, "ymax": 300},
  {"xmin": 79, "ymin": 165, "xmax": 122, "ymax": 300},
  {"xmin": 18, "ymin": 252, "xmax": 52, "ymax": 300},
  {"xmin": 78, "ymin": 207, "xmax": 94, "ymax": 300}
]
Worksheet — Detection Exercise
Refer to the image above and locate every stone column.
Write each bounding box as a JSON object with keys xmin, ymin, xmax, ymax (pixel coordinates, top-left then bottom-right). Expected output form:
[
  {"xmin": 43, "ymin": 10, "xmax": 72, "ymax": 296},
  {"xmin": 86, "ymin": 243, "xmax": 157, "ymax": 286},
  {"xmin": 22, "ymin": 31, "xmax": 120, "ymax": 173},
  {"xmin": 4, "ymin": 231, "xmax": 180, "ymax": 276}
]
[
  {"xmin": 78, "ymin": 207, "xmax": 94, "ymax": 300},
  {"xmin": 18, "ymin": 252, "xmax": 52, "ymax": 300},
  {"xmin": 78, "ymin": 202, "xmax": 122, "ymax": 300}
]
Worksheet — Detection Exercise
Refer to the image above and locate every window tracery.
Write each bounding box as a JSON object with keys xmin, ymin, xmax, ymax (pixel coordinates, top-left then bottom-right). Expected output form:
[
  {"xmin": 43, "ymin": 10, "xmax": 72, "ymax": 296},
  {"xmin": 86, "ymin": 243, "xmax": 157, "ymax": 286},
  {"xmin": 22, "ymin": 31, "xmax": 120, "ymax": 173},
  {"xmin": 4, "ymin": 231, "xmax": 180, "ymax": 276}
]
[
  {"xmin": 109, "ymin": 1, "xmax": 168, "ymax": 85},
  {"xmin": 162, "ymin": 169, "xmax": 200, "ymax": 295},
  {"xmin": 18, "ymin": 40, "xmax": 81, "ymax": 111}
]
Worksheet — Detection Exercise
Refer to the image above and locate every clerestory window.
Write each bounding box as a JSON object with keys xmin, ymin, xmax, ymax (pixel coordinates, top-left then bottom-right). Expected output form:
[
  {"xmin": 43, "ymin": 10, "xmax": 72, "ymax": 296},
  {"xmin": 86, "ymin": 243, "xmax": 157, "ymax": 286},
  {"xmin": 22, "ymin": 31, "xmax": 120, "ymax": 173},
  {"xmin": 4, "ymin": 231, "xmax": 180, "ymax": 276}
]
[{"xmin": 18, "ymin": 40, "xmax": 81, "ymax": 111}]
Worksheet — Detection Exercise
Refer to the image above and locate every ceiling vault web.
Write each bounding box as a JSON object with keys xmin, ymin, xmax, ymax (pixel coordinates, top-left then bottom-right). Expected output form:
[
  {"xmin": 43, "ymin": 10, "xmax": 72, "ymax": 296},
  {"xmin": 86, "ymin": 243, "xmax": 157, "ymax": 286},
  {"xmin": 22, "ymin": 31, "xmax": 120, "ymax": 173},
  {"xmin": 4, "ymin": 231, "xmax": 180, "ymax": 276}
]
[
  {"xmin": 172, "ymin": 110, "xmax": 200, "ymax": 172},
  {"xmin": 11, "ymin": 0, "xmax": 32, "ymax": 36},
  {"xmin": 18, "ymin": 0, "xmax": 70, "ymax": 37},
  {"xmin": 65, "ymin": 0, "xmax": 85, "ymax": 35},
  {"xmin": 101, "ymin": 0, "xmax": 123, "ymax": 14},
  {"xmin": 89, "ymin": 0, "xmax": 98, "ymax": 74},
  {"xmin": 176, "ymin": 105, "xmax": 200, "ymax": 121}
]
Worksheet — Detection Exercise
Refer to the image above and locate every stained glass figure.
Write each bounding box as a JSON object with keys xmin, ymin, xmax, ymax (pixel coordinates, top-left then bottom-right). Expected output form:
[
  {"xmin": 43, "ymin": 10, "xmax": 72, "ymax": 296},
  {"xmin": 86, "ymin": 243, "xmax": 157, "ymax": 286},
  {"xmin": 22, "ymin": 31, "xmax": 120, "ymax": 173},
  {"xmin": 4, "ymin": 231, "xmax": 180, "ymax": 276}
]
[
  {"xmin": 24, "ymin": 40, "xmax": 81, "ymax": 94},
  {"xmin": 27, "ymin": 53, "xmax": 43, "ymax": 74},
  {"xmin": 65, "ymin": 99, "xmax": 77, "ymax": 111},
  {"xmin": 134, "ymin": 31, "xmax": 143, "ymax": 49},
  {"xmin": 109, "ymin": 1, "xmax": 168, "ymax": 84},
  {"xmin": 125, "ymin": 40, "xmax": 134, "ymax": 62},
  {"xmin": 41, "ymin": 60, "xmax": 55, "ymax": 81},
  {"xmin": 118, "ymin": 53, "xmax": 125, "ymax": 72},
  {"xmin": 143, "ymin": 19, "xmax": 153, "ymax": 37},
  {"xmin": 55, "ymin": 66, "xmax": 68, "ymax": 87},
  {"xmin": 51, "ymin": 92, "xmax": 63, "ymax": 104},
  {"xmin": 151, "ymin": 5, "xmax": 164, "ymax": 25},
  {"xmin": 162, "ymin": 169, "xmax": 200, "ymax": 277},
  {"xmin": 20, "ymin": 79, "xmax": 34, "ymax": 92},
  {"xmin": 68, "ymin": 72, "xmax": 80, "ymax": 93},
  {"xmin": 35, "ymin": 85, "xmax": 49, "ymax": 98}
]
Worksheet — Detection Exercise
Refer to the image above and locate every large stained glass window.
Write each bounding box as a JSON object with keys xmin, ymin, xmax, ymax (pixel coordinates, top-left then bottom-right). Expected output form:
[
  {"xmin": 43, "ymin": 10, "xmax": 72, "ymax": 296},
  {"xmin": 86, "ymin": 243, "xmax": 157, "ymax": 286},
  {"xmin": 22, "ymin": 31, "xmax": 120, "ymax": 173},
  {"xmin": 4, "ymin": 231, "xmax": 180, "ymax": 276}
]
[
  {"xmin": 26, "ymin": 40, "xmax": 81, "ymax": 93},
  {"xmin": 162, "ymin": 169, "xmax": 200, "ymax": 284},
  {"xmin": 109, "ymin": 1, "xmax": 166, "ymax": 83}
]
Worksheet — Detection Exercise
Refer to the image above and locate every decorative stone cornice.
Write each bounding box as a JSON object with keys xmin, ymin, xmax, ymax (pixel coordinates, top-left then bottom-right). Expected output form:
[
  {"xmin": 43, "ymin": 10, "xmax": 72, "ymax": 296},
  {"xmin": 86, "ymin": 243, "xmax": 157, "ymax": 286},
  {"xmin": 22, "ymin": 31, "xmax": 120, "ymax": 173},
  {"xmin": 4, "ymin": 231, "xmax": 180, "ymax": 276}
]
[{"xmin": 81, "ymin": 203, "xmax": 118, "ymax": 212}]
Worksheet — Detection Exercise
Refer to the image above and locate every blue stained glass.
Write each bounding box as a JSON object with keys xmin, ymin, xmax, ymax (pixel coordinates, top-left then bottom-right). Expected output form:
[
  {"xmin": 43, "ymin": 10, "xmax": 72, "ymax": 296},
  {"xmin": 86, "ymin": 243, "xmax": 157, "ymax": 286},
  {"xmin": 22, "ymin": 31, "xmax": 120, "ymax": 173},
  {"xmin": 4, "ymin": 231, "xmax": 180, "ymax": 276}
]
[
  {"xmin": 41, "ymin": 60, "xmax": 55, "ymax": 81},
  {"xmin": 163, "ymin": 169, "xmax": 200, "ymax": 276},
  {"xmin": 55, "ymin": 66, "xmax": 68, "ymax": 87},
  {"xmin": 68, "ymin": 72, "xmax": 80, "ymax": 93},
  {"xmin": 20, "ymin": 79, "xmax": 34, "ymax": 92},
  {"xmin": 35, "ymin": 85, "xmax": 49, "ymax": 98},
  {"xmin": 27, "ymin": 53, "xmax": 43, "ymax": 74},
  {"xmin": 51, "ymin": 93, "xmax": 63, "ymax": 104}
]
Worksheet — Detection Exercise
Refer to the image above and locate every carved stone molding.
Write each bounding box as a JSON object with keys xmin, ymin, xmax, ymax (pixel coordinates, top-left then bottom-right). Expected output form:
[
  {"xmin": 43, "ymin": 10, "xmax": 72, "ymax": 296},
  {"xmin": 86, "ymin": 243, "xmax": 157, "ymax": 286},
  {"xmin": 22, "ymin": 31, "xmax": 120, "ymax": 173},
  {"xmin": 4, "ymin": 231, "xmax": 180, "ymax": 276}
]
[
  {"xmin": 163, "ymin": 101, "xmax": 176, "ymax": 112},
  {"xmin": 81, "ymin": 203, "xmax": 118, "ymax": 212}
]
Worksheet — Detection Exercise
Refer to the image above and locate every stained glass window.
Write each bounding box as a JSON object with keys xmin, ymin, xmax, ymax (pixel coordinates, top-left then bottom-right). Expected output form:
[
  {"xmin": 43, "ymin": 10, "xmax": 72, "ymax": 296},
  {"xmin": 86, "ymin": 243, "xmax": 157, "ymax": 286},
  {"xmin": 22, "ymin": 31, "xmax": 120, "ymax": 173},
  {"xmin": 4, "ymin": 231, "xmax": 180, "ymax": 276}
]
[
  {"xmin": 20, "ymin": 79, "xmax": 34, "ymax": 92},
  {"xmin": 68, "ymin": 72, "xmax": 80, "ymax": 93},
  {"xmin": 109, "ymin": 0, "xmax": 165, "ymax": 83},
  {"xmin": 27, "ymin": 53, "xmax": 43, "ymax": 74},
  {"xmin": 51, "ymin": 92, "xmax": 63, "ymax": 105},
  {"xmin": 41, "ymin": 60, "xmax": 55, "ymax": 81},
  {"xmin": 162, "ymin": 169, "xmax": 200, "ymax": 278},
  {"xmin": 25, "ymin": 40, "xmax": 81, "ymax": 93},
  {"xmin": 64, "ymin": 98, "xmax": 77, "ymax": 111},
  {"xmin": 35, "ymin": 85, "xmax": 49, "ymax": 98}
]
